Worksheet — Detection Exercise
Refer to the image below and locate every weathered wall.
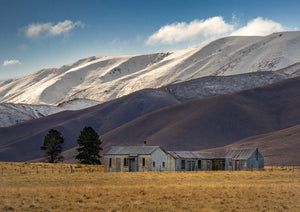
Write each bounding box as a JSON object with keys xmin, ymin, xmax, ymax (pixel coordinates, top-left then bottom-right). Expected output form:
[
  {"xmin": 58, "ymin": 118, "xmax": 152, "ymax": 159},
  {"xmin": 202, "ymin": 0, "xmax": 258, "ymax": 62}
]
[
  {"xmin": 151, "ymin": 148, "xmax": 168, "ymax": 171},
  {"xmin": 105, "ymin": 149, "xmax": 264, "ymax": 172},
  {"xmin": 225, "ymin": 151, "xmax": 264, "ymax": 171},
  {"xmin": 167, "ymin": 154, "xmax": 176, "ymax": 171},
  {"xmin": 248, "ymin": 151, "xmax": 264, "ymax": 170},
  {"xmin": 175, "ymin": 159, "xmax": 214, "ymax": 171},
  {"xmin": 138, "ymin": 155, "xmax": 151, "ymax": 171},
  {"xmin": 104, "ymin": 155, "xmax": 130, "ymax": 172},
  {"xmin": 200, "ymin": 160, "xmax": 212, "ymax": 171}
]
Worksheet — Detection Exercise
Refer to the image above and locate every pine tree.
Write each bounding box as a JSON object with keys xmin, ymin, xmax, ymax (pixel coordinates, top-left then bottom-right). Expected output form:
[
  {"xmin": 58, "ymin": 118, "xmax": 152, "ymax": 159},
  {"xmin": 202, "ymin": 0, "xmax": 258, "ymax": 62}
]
[
  {"xmin": 76, "ymin": 126, "xmax": 103, "ymax": 164},
  {"xmin": 40, "ymin": 129, "xmax": 64, "ymax": 163}
]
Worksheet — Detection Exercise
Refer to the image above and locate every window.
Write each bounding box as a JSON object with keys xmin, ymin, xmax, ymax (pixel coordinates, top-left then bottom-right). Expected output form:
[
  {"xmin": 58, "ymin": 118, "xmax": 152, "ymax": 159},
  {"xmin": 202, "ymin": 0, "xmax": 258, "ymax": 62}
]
[
  {"xmin": 181, "ymin": 160, "xmax": 185, "ymax": 169},
  {"xmin": 162, "ymin": 162, "xmax": 165, "ymax": 168},
  {"xmin": 109, "ymin": 158, "xmax": 112, "ymax": 168},
  {"xmin": 124, "ymin": 158, "xmax": 128, "ymax": 166},
  {"xmin": 198, "ymin": 160, "xmax": 201, "ymax": 169},
  {"xmin": 153, "ymin": 161, "xmax": 155, "ymax": 167},
  {"xmin": 142, "ymin": 158, "xmax": 145, "ymax": 167}
]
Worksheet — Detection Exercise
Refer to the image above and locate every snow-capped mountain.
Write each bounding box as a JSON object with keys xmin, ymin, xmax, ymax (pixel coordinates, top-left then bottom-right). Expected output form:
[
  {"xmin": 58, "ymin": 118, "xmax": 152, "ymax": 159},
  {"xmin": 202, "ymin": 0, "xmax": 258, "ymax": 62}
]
[
  {"xmin": 1, "ymin": 32, "xmax": 300, "ymax": 106},
  {"xmin": 0, "ymin": 70, "xmax": 290, "ymax": 128},
  {"xmin": 0, "ymin": 99, "xmax": 100, "ymax": 127}
]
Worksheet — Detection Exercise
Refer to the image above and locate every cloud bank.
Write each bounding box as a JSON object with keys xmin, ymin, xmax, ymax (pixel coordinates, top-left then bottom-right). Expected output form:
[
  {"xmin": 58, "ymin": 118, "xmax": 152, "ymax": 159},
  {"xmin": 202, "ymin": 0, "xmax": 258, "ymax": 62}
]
[
  {"xmin": 146, "ymin": 17, "xmax": 233, "ymax": 45},
  {"xmin": 3, "ymin": 60, "xmax": 21, "ymax": 66},
  {"xmin": 25, "ymin": 20, "xmax": 84, "ymax": 39},
  {"xmin": 231, "ymin": 17, "xmax": 284, "ymax": 36},
  {"xmin": 146, "ymin": 17, "xmax": 287, "ymax": 46}
]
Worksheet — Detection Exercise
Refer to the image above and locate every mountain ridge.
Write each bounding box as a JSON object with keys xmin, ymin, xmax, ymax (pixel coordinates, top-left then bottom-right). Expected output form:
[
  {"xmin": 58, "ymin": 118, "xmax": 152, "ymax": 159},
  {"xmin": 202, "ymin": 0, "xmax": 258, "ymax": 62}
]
[
  {"xmin": 0, "ymin": 70, "xmax": 288, "ymax": 128},
  {"xmin": 1, "ymin": 32, "xmax": 300, "ymax": 105}
]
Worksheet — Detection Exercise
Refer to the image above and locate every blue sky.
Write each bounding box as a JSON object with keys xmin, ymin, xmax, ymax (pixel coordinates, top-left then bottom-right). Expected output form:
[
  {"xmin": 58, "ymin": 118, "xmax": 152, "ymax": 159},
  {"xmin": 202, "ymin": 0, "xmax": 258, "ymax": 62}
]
[{"xmin": 0, "ymin": 0, "xmax": 299, "ymax": 80}]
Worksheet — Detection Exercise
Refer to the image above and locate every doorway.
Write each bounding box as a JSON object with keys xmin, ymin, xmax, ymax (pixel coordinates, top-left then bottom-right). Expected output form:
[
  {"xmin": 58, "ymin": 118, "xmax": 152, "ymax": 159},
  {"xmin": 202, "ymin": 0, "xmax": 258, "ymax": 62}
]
[
  {"xmin": 129, "ymin": 158, "xmax": 136, "ymax": 172},
  {"xmin": 235, "ymin": 160, "xmax": 240, "ymax": 170},
  {"xmin": 116, "ymin": 158, "xmax": 121, "ymax": 172}
]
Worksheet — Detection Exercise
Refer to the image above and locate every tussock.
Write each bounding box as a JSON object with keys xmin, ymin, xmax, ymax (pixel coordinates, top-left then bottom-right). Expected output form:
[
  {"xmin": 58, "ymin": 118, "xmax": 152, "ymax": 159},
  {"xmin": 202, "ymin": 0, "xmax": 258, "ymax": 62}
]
[{"xmin": 0, "ymin": 162, "xmax": 299, "ymax": 211}]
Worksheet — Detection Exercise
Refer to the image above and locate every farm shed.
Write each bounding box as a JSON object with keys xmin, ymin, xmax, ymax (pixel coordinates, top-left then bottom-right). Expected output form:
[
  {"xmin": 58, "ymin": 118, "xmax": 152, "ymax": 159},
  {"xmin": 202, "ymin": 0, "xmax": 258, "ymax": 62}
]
[
  {"xmin": 167, "ymin": 151, "xmax": 225, "ymax": 171},
  {"xmin": 104, "ymin": 146, "xmax": 174, "ymax": 172},
  {"xmin": 225, "ymin": 148, "xmax": 264, "ymax": 171}
]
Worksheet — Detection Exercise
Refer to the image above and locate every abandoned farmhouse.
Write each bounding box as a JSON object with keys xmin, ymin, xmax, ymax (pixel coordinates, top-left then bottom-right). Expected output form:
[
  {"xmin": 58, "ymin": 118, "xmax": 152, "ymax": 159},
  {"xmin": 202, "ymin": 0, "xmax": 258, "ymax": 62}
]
[{"xmin": 104, "ymin": 146, "xmax": 264, "ymax": 172}]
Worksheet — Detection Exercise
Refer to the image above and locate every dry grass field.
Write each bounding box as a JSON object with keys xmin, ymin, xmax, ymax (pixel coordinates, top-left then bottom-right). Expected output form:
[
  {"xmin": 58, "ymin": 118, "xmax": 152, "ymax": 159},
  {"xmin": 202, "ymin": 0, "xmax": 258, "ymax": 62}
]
[{"xmin": 0, "ymin": 162, "xmax": 299, "ymax": 211}]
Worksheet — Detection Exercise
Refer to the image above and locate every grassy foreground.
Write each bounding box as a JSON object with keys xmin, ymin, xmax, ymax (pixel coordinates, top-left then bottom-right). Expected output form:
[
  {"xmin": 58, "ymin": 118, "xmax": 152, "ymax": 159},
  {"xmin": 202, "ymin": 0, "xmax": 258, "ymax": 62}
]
[{"xmin": 0, "ymin": 162, "xmax": 299, "ymax": 211}]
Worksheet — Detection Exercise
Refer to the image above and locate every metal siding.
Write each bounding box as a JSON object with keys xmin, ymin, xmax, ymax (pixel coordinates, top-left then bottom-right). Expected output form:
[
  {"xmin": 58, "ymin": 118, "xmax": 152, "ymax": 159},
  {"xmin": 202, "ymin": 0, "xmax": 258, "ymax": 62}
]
[
  {"xmin": 225, "ymin": 158, "xmax": 234, "ymax": 171},
  {"xmin": 168, "ymin": 151, "xmax": 221, "ymax": 159},
  {"xmin": 225, "ymin": 148, "xmax": 256, "ymax": 160},
  {"xmin": 225, "ymin": 148, "xmax": 264, "ymax": 170},
  {"xmin": 105, "ymin": 146, "xmax": 160, "ymax": 155},
  {"xmin": 258, "ymin": 151, "xmax": 264, "ymax": 169}
]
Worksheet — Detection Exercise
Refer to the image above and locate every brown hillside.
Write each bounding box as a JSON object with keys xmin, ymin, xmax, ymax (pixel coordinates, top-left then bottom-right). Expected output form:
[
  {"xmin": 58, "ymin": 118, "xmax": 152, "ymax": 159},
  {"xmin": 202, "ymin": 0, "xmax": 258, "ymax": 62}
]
[
  {"xmin": 0, "ymin": 89, "xmax": 179, "ymax": 162},
  {"xmin": 1, "ymin": 77, "xmax": 300, "ymax": 163},
  {"xmin": 102, "ymin": 77, "xmax": 300, "ymax": 152},
  {"xmin": 203, "ymin": 124, "xmax": 300, "ymax": 166}
]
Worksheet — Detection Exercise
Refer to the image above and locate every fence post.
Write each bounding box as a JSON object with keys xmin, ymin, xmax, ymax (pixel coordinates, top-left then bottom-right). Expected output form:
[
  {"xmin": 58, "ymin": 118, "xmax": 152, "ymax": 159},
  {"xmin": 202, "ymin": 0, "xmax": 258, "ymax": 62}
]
[{"xmin": 70, "ymin": 165, "xmax": 73, "ymax": 173}]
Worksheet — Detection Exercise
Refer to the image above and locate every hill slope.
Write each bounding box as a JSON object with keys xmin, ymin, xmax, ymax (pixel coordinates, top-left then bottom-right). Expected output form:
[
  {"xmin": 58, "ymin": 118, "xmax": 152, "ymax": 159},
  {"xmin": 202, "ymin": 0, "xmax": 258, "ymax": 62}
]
[
  {"xmin": 1, "ymin": 32, "xmax": 300, "ymax": 105},
  {"xmin": 0, "ymin": 77, "xmax": 299, "ymax": 162},
  {"xmin": 101, "ymin": 76, "xmax": 300, "ymax": 151},
  {"xmin": 0, "ymin": 89, "xmax": 180, "ymax": 161},
  {"xmin": 203, "ymin": 124, "xmax": 300, "ymax": 165}
]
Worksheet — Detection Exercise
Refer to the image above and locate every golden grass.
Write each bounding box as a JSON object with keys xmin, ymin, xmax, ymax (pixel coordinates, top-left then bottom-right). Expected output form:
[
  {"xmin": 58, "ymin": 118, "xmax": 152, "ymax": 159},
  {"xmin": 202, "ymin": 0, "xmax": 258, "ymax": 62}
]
[{"xmin": 0, "ymin": 162, "xmax": 299, "ymax": 211}]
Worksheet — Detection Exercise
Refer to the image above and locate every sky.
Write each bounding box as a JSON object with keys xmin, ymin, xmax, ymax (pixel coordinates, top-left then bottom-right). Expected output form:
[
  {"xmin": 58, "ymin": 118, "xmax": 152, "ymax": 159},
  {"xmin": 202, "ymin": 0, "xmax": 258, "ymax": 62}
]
[{"xmin": 0, "ymin": 0, "xmax": 299, "ymax": 80}]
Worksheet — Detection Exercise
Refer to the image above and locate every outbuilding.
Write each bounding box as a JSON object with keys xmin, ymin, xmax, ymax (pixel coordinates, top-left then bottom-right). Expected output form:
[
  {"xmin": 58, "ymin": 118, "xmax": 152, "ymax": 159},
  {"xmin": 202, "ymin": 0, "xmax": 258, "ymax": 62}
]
[
  {"xmin": 225, "ymin": 148, "xmax": 264, "ymax": 171},
  {"xmin": 104, "ymin": 146, "xmax": 264, "ymax": 172},
  {"xmin": 167, "ymin": 151, "xmax": 225, "ymax": 171},
  {"xmin": 104, "ymin": 146, "xmax": 174, "ymax": 172}
]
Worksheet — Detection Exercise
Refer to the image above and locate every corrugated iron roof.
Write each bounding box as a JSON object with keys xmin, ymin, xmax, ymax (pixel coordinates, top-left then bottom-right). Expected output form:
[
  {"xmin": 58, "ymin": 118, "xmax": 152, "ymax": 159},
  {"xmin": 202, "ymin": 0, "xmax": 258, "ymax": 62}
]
[
  {"xmin": 168, "ymin": 151, "xmax": 221, "ymax": 159},
  {"xmin": 104, "ymin": 146, "xmax": 160, "ymax": 155},
  {"xmin": 225, "ymin": 148, "xmax": 257, "ymax": 160}
]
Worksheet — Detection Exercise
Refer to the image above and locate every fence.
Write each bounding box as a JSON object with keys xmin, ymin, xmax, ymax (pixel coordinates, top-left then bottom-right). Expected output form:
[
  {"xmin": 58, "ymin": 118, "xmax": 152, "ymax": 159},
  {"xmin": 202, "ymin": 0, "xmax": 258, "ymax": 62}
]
[
  {"xmin": 266, "ymin": 163, "xmax": 300, "ymax": 172},
  {"xmin": 1, "ymin": 162, "xmax": 300, "ymax": 176},
  {"xmin": 0, "ymin": 162, "xmax": 104, "ymax": 176}
]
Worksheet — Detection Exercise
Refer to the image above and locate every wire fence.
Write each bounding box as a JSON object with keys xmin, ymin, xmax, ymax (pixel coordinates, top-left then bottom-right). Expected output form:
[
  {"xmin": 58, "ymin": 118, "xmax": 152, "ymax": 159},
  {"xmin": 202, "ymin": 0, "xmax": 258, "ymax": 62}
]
[
  {"xmin": 0, "ymin": 162, "xmax": 104, "ymax": 176},
  {"xmin": 266, "ymin": 163, "xmax": 300, "ymax": 172},
  {"xmin": 1, "ymin": 162, "xmax": 300, "ymax": 176}
]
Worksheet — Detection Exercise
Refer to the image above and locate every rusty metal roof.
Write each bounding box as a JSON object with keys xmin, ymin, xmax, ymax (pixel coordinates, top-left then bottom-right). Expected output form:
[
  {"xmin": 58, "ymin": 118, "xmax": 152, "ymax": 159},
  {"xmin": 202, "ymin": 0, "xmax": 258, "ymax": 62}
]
[
  {"xmin": 104, "ymin": 146, "xmax": 160, "ymax": 155},
  {"xmin": 168, "ymin": 151, "xmax": 222, "ymax": 159},
  {"xmin": 225, "ymin": 148, "xmax": 257, "ymax": 160}
]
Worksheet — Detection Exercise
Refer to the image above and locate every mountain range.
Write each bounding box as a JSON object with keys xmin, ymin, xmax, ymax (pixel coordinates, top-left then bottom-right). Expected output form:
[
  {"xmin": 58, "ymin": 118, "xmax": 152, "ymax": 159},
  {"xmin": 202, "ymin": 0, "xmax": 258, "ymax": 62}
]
[
  {"xmin": 0, "ymin": 31, "xmax": 300, "ymax": 164},
  {"xmin": 1, "ymin": 32, "xmax": 300, "ymax": 106}
]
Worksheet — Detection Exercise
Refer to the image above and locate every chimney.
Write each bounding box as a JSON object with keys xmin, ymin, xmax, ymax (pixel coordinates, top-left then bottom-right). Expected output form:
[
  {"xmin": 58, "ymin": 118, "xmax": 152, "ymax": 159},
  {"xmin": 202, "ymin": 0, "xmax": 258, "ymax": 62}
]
[{"xmin": 256, "ymin": 148, "xmax": 258, "ymax": 160}]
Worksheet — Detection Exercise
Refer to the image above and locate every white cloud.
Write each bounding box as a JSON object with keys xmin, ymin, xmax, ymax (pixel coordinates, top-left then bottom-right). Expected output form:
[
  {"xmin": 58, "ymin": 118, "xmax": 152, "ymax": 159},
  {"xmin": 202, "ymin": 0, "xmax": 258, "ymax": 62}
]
[
  {"xmin": 146, "ymin": 17, "xmax": 234, "ymax": 45},
  {"xmin": 3, "ymin": 59, "xmax": 21, "ymax": 66},
  {"xmin": 146, "ymin": 16, "xmax": 290, "ymax": 46},
  {"xmin": 25, "ymin": 20, "xmax": 84, "ymax": 39},
  {"xmin": 231, "ymin": 17, "xmax": 284, "ymax": 36}
]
